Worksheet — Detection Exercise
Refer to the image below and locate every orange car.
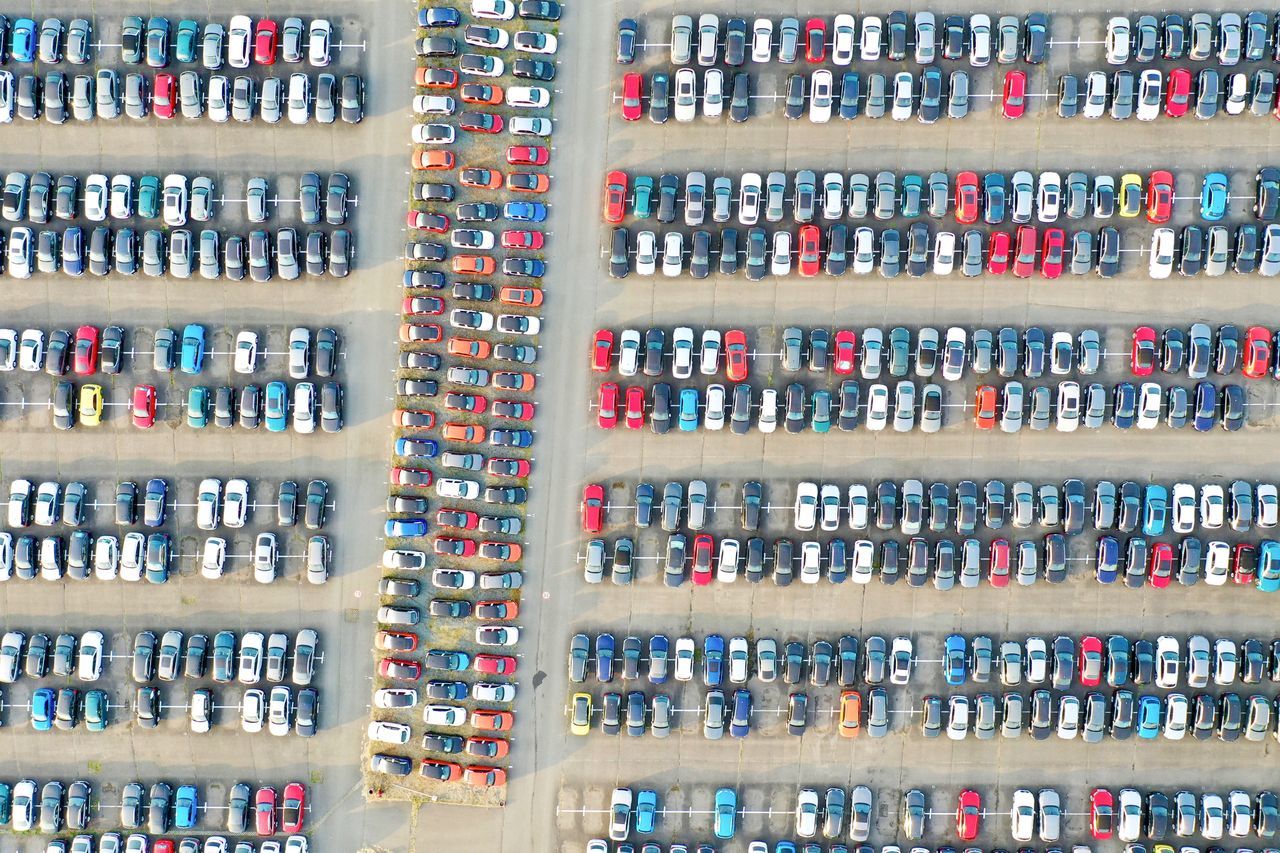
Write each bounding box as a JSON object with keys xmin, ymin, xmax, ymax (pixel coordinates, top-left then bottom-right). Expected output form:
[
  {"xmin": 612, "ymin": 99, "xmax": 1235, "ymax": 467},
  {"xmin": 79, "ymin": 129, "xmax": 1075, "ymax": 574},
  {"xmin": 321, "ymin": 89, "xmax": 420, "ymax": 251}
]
[
  {"xmin": 470, "ymin": 710, "xmax": 513, "ymax": 731},
  {"xmin": 415, "ymin": 67, "xmax": 458, "ymax": 89},
  {"xmin": 500, "ymin": 287, "xmax": 543, "ymax": 307},
  {"xmin": 475, "ymin": 600, "xmax": 519, "ymax": 620},
  {"xmin": 413, "ymin": 150, "xmax": 455, "ymax": 171},
  {"xmin": 974, "ymin": 385, "xmax": 998, "ymax": 430},
  {"xmin": 399, "ymin": 323, "xmax": 442, "ymax": 343},
  {"xmin": 839, "ymin": 690, "xmax": 862, "ymax": 738},
  {"xmin": 420, "ymin": 760, "xmax": 462, "ymax": 782},
  {"xmin": 463, "ymin": 766, "xmax": 507, "ymax": 788},
  {"xmin": 460, "ymin": 83, "xmax": 503, "ymax": 104},
  {"xmin": 492, "ymin": 372, "xmax": 535, "ymax": 392},
  {"xmin": 443, "ymin": 423, "xmax": 486, "ymax": 443},
  {"xmin": 506, "ymin": 172, "xmax": 549, "ymax": 193},
  {"xmin": 453, "ymin": 255, "xmax": 496, "ymax": 275},
  {"xmin": 461, "ymin": 168, "xmax": 503, "ymax": 189},
  {"xmin": 448, "ymin": 338, "xmax": 491, "ymax": 359}
]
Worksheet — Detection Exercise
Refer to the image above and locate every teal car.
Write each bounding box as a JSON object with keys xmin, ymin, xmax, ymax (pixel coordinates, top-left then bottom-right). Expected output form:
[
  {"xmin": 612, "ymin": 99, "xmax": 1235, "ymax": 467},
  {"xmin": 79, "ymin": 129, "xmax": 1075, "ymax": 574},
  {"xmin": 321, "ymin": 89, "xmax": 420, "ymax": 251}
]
[
  {"xmin": 180, "ymin": 324, "xmax": 206, "ymax": 374},
  {"xmin": 677, "ymin": 388, "xmax": 700, "ymax": 431},
  {"xmin": 186, "ymin": 386, "xmax": 211, "ymax": 428},
  {"xmin": 1136, "ymin": 695, "xmax": 1162, "ymax": 738},
  {"xmin": 0, "ymin": 781, "xmax": 10, "ymax": 824},
  {"xmin": 265, "ymin": 381, "xmax": 289, "ymax": 432},
  {"xmin": 634, "ymin": 789, "xmax": 657, "ymax": 834},
  {"xmin": 83, "ymin": 689, "xmax": 109, "ymax": 731},
  {"xmin": 713, "ymin": 787, "xmax": 737, "ymax": 839},
  {"xmin": 174, "ymin": 20, "xmax": 200, "ymax": 63},
  {"xmin": 136, "ymin": 175, "xmax": 161, "ymax": 219},
  {"xmin": 1258, "ymin": 540, "xmax": 1280, "ymax": 592},
  {"xmin": 811, "ymin": 389, "xmax": 832, "ymax": 433},
  {"xmin": 632, "ymin": 176, "xmax": 654, "ymax": 218},
  {"xmin": 145, "ymin": 533, "xmax": 170, "ymax": 584},
  {"xmin": 1142, "ymin": 484, "xmax": 1167, "ymax": 536},
  {"xmin": 1200, "ymin": 172, "xmax": 1229, "ymax": 221}
]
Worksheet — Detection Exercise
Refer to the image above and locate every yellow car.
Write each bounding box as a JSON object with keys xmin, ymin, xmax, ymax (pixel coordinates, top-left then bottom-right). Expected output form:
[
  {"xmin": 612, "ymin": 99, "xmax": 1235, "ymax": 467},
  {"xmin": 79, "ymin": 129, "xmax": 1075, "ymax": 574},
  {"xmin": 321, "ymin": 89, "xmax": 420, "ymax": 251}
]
[
  {"xmin": 78, "ymin": 384, "xmax": 103, "ymax": 426},
  {"xmin": 570, "ymin": 692, "xmax": 592, "ymax": 736},
  {"xmin": 1118, "ymin": 173, "xmax": 1144, "ymax": 218}
]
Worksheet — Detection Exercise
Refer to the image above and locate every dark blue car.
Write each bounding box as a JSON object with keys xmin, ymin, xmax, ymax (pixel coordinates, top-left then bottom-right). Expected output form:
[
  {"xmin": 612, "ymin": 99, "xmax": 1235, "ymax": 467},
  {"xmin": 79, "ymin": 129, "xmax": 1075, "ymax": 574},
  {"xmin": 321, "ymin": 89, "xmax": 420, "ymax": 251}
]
[
  {"xmin": 1111, "ymin": 382, "xmax": 1136, "ymax": 429},
  {"xmin": 729, "ymin": 688, "xmax": 752, "ymax": 737},
  {"xmin": 1095, "ymin": 535, "xmax": 1119, "ymax": 583},
  {"xmin": 595, "ymin": 633, "xmax": 615, "ymax": 683},
  {"xmin": 703, "ymin": 634, "xmax": 725, "ymax": 687},
  {"xmin": 1193, "ymin": 381, "xmax": 1218, "ymax": 431}
]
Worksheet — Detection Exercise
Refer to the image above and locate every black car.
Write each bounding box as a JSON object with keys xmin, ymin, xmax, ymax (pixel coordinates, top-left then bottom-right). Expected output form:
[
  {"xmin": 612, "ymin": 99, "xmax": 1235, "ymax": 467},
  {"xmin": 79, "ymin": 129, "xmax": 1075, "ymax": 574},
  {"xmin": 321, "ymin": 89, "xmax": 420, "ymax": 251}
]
[
  {"xmin": 512, "ymin": 58, "xmax": 554, "ymax": 81},
  {"xmin": 418, "ymin": 8, "xmax": 460, "ymax": 26},
  {"xmin": 839, "ymin": 72, "xmax": 860, "ymax": 120},
  {"xmin": 784, "ymin": 73, "xmax": 805, "ymax": 120},
  {"xmin": 519, "ymin": 0, "xmax": 561, "ymax": 21},
  {"xmin": 719, "ymin": 228, "xmax": 738, "ymax": 275},
  {"xmin": 340, "ymin": 74, "xmax": 364, "ymax": 124},
  {"xmin": 650, "ymin": 383, "xmax": 671, "ymax": 434},
  {"xmin": 1023, "ymin": 13, "xmax": 1048, "ymax": 62},
  {"xmin": 729, "ymin": 72, "xmax": 750, "ymax": 122},
  {"xmin": 608, "ymin": 227, "xmax": 628, "ymax": 278},
  {"xmin": 649, "ymin": 72, "xmax": 669, "ymax": 123}
]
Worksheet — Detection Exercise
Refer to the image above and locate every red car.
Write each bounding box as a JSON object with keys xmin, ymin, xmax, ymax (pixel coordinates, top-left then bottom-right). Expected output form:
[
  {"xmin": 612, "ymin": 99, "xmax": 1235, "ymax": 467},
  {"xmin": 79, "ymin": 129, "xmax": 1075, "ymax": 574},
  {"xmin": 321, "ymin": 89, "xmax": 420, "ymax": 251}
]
[
  {"xmin": 131, "ymin": 384, "xmax": 157, "ymax": 428},
  {"xmin": 1243, "ymin": 326, "xmax": 1272, "ymax": 378},
  {"xmin": 988, "ymin": 538, "xmax": 1010, "ymax": 587},
  {"xmin": 464, "ymin": 766, "xmax": 507, "ymax": 787},
  {"xmin": 1040, "ymin": 228, "xmax": 1065, "ymax": 279},
  {"xmin": 591, "ymin": 329, "xmax": 614, "ymax": 372},
  {"xmin": 597, "ymin": 382, "xmax": 620, "ymax": 428},
  {"xmin": 460, "ymin": 111, "xmax": 504, "ymax": 133},
  {"xmin": 1233, "ymin": 543, "xmax": 1257, "ymax": 584},
  {"xmin": 408, "ymin": 211, "xmax": 449, "ymax": 232},
  {"xmin": 502, "ymin": 230, "xmax": 544, "ymax": 250},
  {"xmin": 986, "ymin": 231, "xmax": 1011, "ymax": 274},
  {"xmin": 974, "ymin": 385, "xmax": 997, "ymax": 430},
  {"xmin": 1078, "ymin": 635, "xmax": 1103, "ymax": 686},
  {"xmin": 804, "ymin": 18, "xmax": 826, "ymax": 62},
  {"xmin": 153, "ymin": 73, "xmax": 176, "ymax": 118},
  {"xmin": 956, "ymin": 790, "xmax": 981, "ymax": 841},
  {"xmin": 603, "ymin": 170, "xmax": 628, "ymax": 223},
  {"xmin": 1165, "ymin": 68, "xmax": 1191, "ymax": 117},
  {"xmin": 488, "ymin": 458, "xmax": 531, "ymax": 477},
  {"xmin": 581, "ymin": 483, "xmax": 605, "ymax": 532},
  {"xmin": 1090, "ymin": 788, "xmax": 1115, "ymax": 839},
  {"xmin": 724, "ymin": 329, "xmax": 749, "ymax": 381},
  {"xmin": 473, "ymin": 654, "xmax": 517, "ymax": 675},
  {"xmin": 254, "ymin": 787, "xmax": 277, "ymax": 837},
  {"xmin": 378, "ymin": 657, "xmax": 422, "ymax": 681},
  {"xmin": 434, "ymin": 538, "xmax": 478, "ymax": 557},
  {"xmin": 1149, "ymin": 542, "xmax": 1174, "ymax": 588},
  {"xmin": 833, "ymin": 330, "xmax": 857, "ymax": 375},
  {"xmin": 691, "ymin": 533, "xmax": 714, "ymax": 585},
  {"xmin": 1131, "ymin": 326, "xmax": 1158, "ymax": 376},
  {"xmin": 621, "ymin": 72, "xmax": 643, "ymax": 120},
  {"xmin": 1145, "ymin": 170, "xmax": 1174, "ymax": 223},
  {"xmin": 437, "ymin": 509, "xmax": 480, "ymax": 529},
  {"xmin": 404, "ymin": 296, "xmax": 445, "ymax": 315},
  {"xmin": 391, "ymin": 468, "xmax": 433, "ymax": 487},
  {"xmin": 420, "ymin": 760, "xmax": 462, "ymax": 782},
  {"xmin": 253, "ymin": 19, "xmax": 279, "ymax": 64},
  {"xmin": 493, "ymin": 399, "xmax": 535, "ymax": 421},
  {"xmin": 1001, "ymin": 70, "xmax": 1027, "ymax": 118},
  {"xmin": 507, "ymin": 145, "xmax": 550, "ymax": 166},
  {"xmin": 154, "ymin": 842, "xmax": 175, "ymax": 853},
  {"xmin": 73, "ymin": 325, "xmax": 99, "ymax": 375},
  {"xmin": 624, "ymin": 385, "xmax": 646, "ymax": 429},
  {"xmin": 281, "ymin": 783, "xmax": 306, "ymax": 834},
  {"xmin": 954, "ymin": 171, "xmax": 980, "ymax": 224},
  {"xmin": 1012, "ymin": 225, "xmax": 1037, "ymax": 278},
  {"xmin": 796, "ymin": 224, "xmax": 821, "ymax": 276}
]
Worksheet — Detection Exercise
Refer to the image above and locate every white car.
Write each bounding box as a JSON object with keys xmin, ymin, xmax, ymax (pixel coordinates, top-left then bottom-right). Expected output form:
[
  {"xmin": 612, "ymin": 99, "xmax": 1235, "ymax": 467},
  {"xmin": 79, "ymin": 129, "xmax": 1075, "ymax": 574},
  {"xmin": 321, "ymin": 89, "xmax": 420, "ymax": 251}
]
[
  {"xmin": 948, "ymin": 695, "xmax": 971, "ymax": 740},
  {"xmin": 1038, "ymin": 790, "xmax": 1062, "ymax": 841},
  {"xmin": 1010, "ymin": 789, "xmax": 1035, "ymax": 841},
  {"xmin": 610, "ymin": 788, "xmax": 633, "ymax": 842},
  {"xmin": 1213, "ymin": 638, "xmax": 1238, "ymax": 684},
  {"xmin": 771, "ymin": 231, "xmax": 792, "ymax": 275},
  {"xmin": 1155, "ymin": 635, "xmax": 1181, "ymax": 688},
  {"xmin": 18, "ymin": 329, "xmax": 44, "ymax": 371},
  {"xmin": 12, "ymin": 779, "xmax": 36, "ymax": 831},
  {"xmin": 208, "ymin": 75, "xmax": 231, "ymax": 122},
  {"xmin": 1136, "ymin": 382, "xmax": 1162, "ymax": 428},
  {"xmin": 1200, "ymin": 484, "xmax": 1225, "ymax": 528},
  {"xmin": 292, "ymin": 382, "xmax": 316, "ymax": 433},
  {"xmin": 238, "ymin": 632, "xmax": 265, "ymax": 683},
  {"xmin": 727, "ymin": 635, "xmax": 749, "ymax": 680},
  {"xmin": 819, "ymin": 484, "xmax": 841, "ymax": 531},
  {"xmin": 367, "ymin": 721, "xmax": 411, "ymax": 744},
  {"xmin": 287, "ymin": 73, "xmax": 311, "ymax": 124},
  {"xmin": 758, "ymin": 388, "xmax": 778, "ymax": 432},
  {"xmin": 307, "ymin": 19, "xmax": 332, "ymax": 67},
  {"xmin": 831, "ymin": 14, "xmax": 855, "ymax": 64},
  {"xmin": 1025, "ymin": 637, "xmax": 1048, "ymax": 683},
  {"xmin": 704, "ymin": 384, "xmax": 726, "ymax": 430},
  {"xmin": 253, "ymin": 533, "xmax": 278, "ymax": 583},
  {"xmin": 703, "ymin": 68, "xmax": 723, "ymax": 119},
  {"xmin": 889, "ymin": 636, "xmax": 913, "ymax": 684},
  {"xmin": 716, "ymin": 538, "xmax": 740, "ymax": 583},
  {"xmin": 120, "ymin": 532, "xmax": 145, "ymax": 582},
  {"xmin": 34, "ymin": 481, "xmax": 60, "ymax": 525},
  {"xmin": 5, "ymin": 479, "xmax": 28, "ymax": 526},
  {"xmin": 234, "ymin": 331, "xmax": 259, "ymax": 374},
  {"xmin": 847, "ymin": 485, "xmax": 870, "ymax": 529},
  {"xmin": 83, "ymin": 174, "xmax": 109, "ymax": 221},
  {"xmin": 891, "ymin": 72, "xmax": 914, "ymax": 120},
  {"xmin": 793, "ymin": 482, "xmax": 819, "ymax": 531},
  {"xmin": 268, "ymin": 686, "xmax": 293, "ymax": 735},
  {"xmin": 866, "ymin": 384, "xmax": 889, "ymax": 430},
  {"xmin": 1259, "ymin": 483, "xmax": 1279, "ymax": 526},
  {"xmin": 0, "ymin": 328, "xmax": 17, "ymax": 370},
  {"xmin": 851, "ymin": 540, "xmax": 875, "ymax": 582},
  {"xmin": 1056, "ymin": 382, "xmax": 1080, "ymax": 432},
  {"xmin": 162, "ymin": 174, "xmax": 188, "ymax": 227},
  {"xmin": 1228, "ymin": 790, "xmax": 1252, "ymax": 837},
  {"xmin": 424, "ymin": 704, "xmax": 468, "ymax": 726},
  {"xmin": 673, "ymin": 67, "xmax": 697, "ymax": 122},
  {"xmin": 1171, "ymin": 483, "xmax": 1196, "ymax": 532},
  {"xmin": 197, "ymin": 478, "xmax": 222, "ymax": 530},
  {"xmin": 795, "ymin": 788, "xmax": 819, "ymax": 838},
  {"xmin": 374, "ymin": 688, "xmax": 417, "ymax": 709},
  {"xmin": 809, "ymin": 69, "xmax": 833, "ymax": 122},
  {"xmin": 751, "ymin": 19, "xmax": 773, "ymax": 62},
  {"xmin": 860, "ymin": 16, "xmax": 883, "ymax": 61},
  {"xmin": 288, "ymin": 327, "xmax": 312, "ymax": 378},
  {"xmin": 661, "ymin": 231, "xmax": 683, "ymax": 276},
  {"xmin": 617, "ymin": 329, "xmax": 641, "ymax": 375},
  {"xmin": 475, "ymin": 626, "xmax": 520, "ymax": 646},
  {"xmin": 227, "ymin": 15, "xmax": 252, "ymax": 67},
  {"xmin": 1201, "ymin": 794, "xmax": 1225, "ymax": 839},
  {"xmin": 474, "ymin": 682, "xmax": 515, "ymax": 703},
  {"xmin": 673, "ymin": 637, "xmax": 695, "ymax": 681},
  {"xmin": 202, "ymin": 537, "xmax": 226, "ymax": 579},
  {"xmin": 437, "ymin": 478, "xmax": 480, "ymax": 500},
  {"xmin": 241, "ymin": 688, "xmax": 265, "ymax": 732},
  {"xmin": 1204, "ymin": 540, "xmax": 1231, "ymax": 585},
  {"xmin": 1161, "ymin": 695, "xmax": 1186, "ymax": 738},
  {"xmin": 1105, "ymin": 17, "xmax": 1131, "ymax": 65},
  {"xmin": 738, "ymin": 172, "xmax": 762, "ymax": 224},
  {"xmin": 1149, "ymin": 228, "xmax": 1175, "ymax": 278},
  {"xmin": 413, "ymin": 94, "xmax": 455, "ymax": 115},
  {"xmin": 699, "ymin": 330, "xmax": 721, "ymax": 375},
  {"xmin": 671, "ymin": 326, "xmax": 695, "ymax": 378},
  {"xmin": 852, "ymin": 227, "xmax": 875, "ymax": 274},
  {"xmin": 77, "ymin": 630, "xmax": 104, "ymax": 681},
  {"xmin": 223, "ymin": 479, "xmax": 250, "ymax": 528},
  {"xmin": 412, "ymin": 123, "xmax": 454, "ymax": 144},
  {"xmin": 1116, "ymin": 788, "xmax": 1143, "ymax": 841},
  {"xmin": 1136, "ymin": 68, "xmax": 1162, "ymax": 120},
  {"xmin": 1055, "ymin": 695, "xmax": 1078, "ymax": 739},
  {"xmin": 970, "ymin": 14, "xmax": 992, "ymax": 65},
  {"xmin": 1037, "ymin": 172, "xmax": 1061, "ymax": 222},
  {"xmin": 505, "ymin": 86, "xmax": 549, "ymax": 108},
  {"xmin": 799, "ymin": 541, "xmax": 821, "ymax": 583},
  {"xmin": 93, "ymin": 535, "xmax": 119, "ymax": 580},
  {"xmin": 933, "ymin": 231, "xmax": 956, "ymax": 275},
  {"xmin": 191, "ymin": 689, "xmax": 213, "ymax": 733},
  {"xmin": 509, "ymin": 116, "xmax": 551, "ymax": 136},
  {"xmin": 471, "ymin": 0, "xmax": 515, "ymax": 21}
]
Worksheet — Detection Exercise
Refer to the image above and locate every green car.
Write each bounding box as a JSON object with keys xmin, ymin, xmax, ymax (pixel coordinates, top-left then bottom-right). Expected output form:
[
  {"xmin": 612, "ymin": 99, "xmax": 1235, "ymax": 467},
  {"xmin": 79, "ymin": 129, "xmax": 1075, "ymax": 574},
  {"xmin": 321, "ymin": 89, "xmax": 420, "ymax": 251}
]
[
  {"xmin": 174, "ymin": 20, "xmax": 200, "ymax": 63},
  {"xmin": 186, "ymin": 386, "xmax": 211, "ymax": 428},
  {"xmin": 632, "ymin": 175, "xmax": 654, "ymax": 219},
  {"xmin": 811, "ymin": 389, "xmax": 832, "ymax": 433},
  {"xmin": 84, "ymin": 690, "xmax": 109, "ymax": 732},
  {"xmin": 136, "ymin": 175, "xmax": 161, "ymax": 220}
]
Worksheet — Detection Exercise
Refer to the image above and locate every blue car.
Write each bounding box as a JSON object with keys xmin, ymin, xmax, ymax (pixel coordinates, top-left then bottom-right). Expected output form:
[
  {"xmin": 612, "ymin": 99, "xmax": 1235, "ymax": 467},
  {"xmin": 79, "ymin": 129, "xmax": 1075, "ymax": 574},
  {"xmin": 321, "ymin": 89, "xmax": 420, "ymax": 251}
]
[
  {"xmin": 677, "ymin": 387, "xmax": 700, "ymax": 431},
  {"xmin": 265, "ymin": 381, "xmax": 289, "ymax": 432},
  {"xmin": 175, "ymin": 785, "xmax": 199, "ymax": 828},
  {"xmin": 1136, "ymin": 695, "xmax": 1162, "ymax": 738},
  {"xmin": 1193, "ymin": 381, "xmax": 1218, "ymax": 431},
  {"xmin": 648, "ymin": 635, "xmax": 669, "ymax": 684},
  {"xmin": 491, "ymin": 429, "xmax": 533, "ymax": 447},
  {"xmin": 384, "ymin": 518, "xmax": 428, "ymax": 537},
  {"xmin": 11, "ymin": 19, "xmax": 36, "ymax": 63},
  {"xmin": 635, "ymin": 789, "xmax": 658, "ymax": 835},
  {"xmin": 703, "ymin": 634, "xmax": 725, "ymax": 687},
  {"xmin": 595, "ymin": 633, "xmax": 615, "ymax": 682},
  {"xmin": 1142, "ymin": 484, "xmax": 1168, "ymax": 536},
  {"xmin": 180, "ymin": 323, "xmax": 206, "ymax": 374},
  {"xmin": 1200, "ymin": 172, "xmax": 1229, "ymax": 221},
  {"xmin": 774, "ymin": 844, "xmax": 797, "ymax": 853},
  {"xmin": 31, "ymin": 688, "xmax": 54, "ymax": 731},
  {"xmin": 983, "ymin": 173, "xmax": 1007, "ymax": 223},
  {"xmin": 713, "ymin": 788, "xmax": 737, "ymax": 840},
  {"xmin": 1258, "ymin": 540, "xmax": 1280, "ymax": 592},
  {"xmin": 1095, "ymin": 536, "xmax": 1119, "ymax": 583},
  {"xmin": 186, "ymin": 386, "xmax": 210, "ymax": 428},
  {"xmin": 395, "ymin": 437, "xmax": 438, "ymax": 458},
  {"xmin": 729, "ymin": 688, "xmax": 752, "ymax": 737},
  {"xmin": 503, "ymin": 201, "xmax": 547, "ymax": 222},
  {"xmin": 943, "ymin": 634, "xmax": 967, "ymax": 686}
]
